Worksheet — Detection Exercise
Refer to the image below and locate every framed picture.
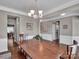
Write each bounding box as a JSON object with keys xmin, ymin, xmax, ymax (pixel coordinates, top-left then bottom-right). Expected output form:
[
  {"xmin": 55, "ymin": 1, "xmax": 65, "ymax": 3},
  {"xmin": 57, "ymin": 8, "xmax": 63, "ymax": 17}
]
[
  {"xmin": 63, "ymin": 25, "xmax": 68, "ymax": 29},
  {"xmin": 40, "ymin": 22, "xmax": 48, "ymax": 33},
  {"xmin": 26, "ymin": 23, "xmax": 33, "ymax": 30}
]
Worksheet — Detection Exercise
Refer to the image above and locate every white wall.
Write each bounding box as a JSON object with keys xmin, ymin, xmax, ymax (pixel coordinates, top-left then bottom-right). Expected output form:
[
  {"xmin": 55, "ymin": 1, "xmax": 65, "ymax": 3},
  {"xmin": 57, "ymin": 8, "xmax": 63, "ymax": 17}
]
[{"xmin": 0, "ymin": 14, "xmax": 8, "ymax": 52}]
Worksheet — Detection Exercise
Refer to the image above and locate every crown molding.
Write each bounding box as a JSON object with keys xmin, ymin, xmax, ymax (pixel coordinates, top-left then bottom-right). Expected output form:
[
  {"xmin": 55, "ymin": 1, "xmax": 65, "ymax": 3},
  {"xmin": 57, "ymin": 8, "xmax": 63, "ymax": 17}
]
[
  {"xmin": 40, "ymin": 13, "xmax": 79, "ymax": 22},
  {"xmin": 0, "ymin": 5, "xmax": 27, "ymax": 16},
  {"xmin": 44, "ymin": 0, "xmax": 79, "ymax": 16}
]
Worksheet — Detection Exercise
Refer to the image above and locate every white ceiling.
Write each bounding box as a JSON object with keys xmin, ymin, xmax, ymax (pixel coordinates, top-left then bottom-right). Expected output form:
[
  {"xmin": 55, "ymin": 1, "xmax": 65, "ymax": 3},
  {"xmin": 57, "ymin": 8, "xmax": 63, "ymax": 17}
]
[
  {"xmin": 0, "ymin": 0, "xmax": 75, "ymax": 14},
  {"xmin": 41, "ymin": 3, "xmax": 79, "ymax": 21}
]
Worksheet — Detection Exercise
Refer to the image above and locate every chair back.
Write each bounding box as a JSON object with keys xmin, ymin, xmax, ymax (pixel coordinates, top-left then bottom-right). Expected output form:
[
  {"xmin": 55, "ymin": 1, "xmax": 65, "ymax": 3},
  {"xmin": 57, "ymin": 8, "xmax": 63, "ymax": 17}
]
[
  {"xmin": 19, "ymin": 34, "xmax": 24, "ymax": 42},
  {"xmin": 70, "ymin": 44, "xmax": 78, "ymax": 55},
  {"xmin": 66, "ymin": 44, "xmax": 78, "ymax": 59}
]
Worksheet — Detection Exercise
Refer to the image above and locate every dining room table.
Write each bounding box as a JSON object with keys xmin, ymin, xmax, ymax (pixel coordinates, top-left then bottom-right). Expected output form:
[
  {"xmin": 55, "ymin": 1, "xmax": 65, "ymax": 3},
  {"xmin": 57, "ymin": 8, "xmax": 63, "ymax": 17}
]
[{"xmin": 16, "ymin": 39, "xmax": 66, "ymax": 59}]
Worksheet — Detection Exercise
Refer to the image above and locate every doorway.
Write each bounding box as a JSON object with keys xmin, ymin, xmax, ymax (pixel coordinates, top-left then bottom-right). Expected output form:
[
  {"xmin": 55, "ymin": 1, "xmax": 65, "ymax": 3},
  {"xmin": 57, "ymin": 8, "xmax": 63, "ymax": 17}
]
[
  {"xmin": 55, "ymin": 21, "xmax": 60, "ymax": 43},
  {"xmin": 7, "ymin": 15, "xmax": 17, "ymax": 47},
  {"xmin": 7, "ymin": 25, "xmax": 14, "ymax": 39}
]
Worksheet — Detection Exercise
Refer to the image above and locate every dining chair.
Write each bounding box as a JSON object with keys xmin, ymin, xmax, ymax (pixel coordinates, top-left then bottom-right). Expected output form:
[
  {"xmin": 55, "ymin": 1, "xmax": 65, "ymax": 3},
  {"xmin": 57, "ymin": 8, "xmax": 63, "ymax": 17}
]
[
  {"xmin": 19, "ymin": 34, "xmax": 24, "ymax": 42},
  {"xmin": 60, "ymin": 44, "xmax": 78, "ymax": 59},
  {"xmin": 69, "ymin": 44, "xmax": 78, "ymax": 59}
]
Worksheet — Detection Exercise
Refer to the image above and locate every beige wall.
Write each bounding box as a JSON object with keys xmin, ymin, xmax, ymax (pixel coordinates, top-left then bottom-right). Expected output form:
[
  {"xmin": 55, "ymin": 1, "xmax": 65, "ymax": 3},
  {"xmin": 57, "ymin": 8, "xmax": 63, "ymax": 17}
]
[
  {"xmin": 0, "ymin": 14, "xmax": 7, "ymax": 39},
  {"xmin": 60, "ymin": 17, "xmax": 72, "ymax": 36},
  {"xmin": 72, "ymin": 16, "xmax": 79, "ymax": 46},
  {"xmin": 20, "ymin": 16, "xmax": 39, "ymax": 35},
  {"xmin": 59, "ymin": 17, "xmax": 73, "ymax": 45},
  {"xmin": 72, "ymin": 16, "xmax": 79, "ymax": 36},
  {"xmin": 40, "ymin": 21, "xmax": 53, "ymax": 34}
]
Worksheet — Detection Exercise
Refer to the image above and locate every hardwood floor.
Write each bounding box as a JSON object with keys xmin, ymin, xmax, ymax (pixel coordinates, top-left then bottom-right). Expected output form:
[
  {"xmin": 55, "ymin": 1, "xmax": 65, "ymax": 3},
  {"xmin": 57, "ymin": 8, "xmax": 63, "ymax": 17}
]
[
  {"xmin": 10, "ymin": 46, "xmax": 26, "ymax": 59},
  {"xmin": 8, "ymin": 39, "xmax": 26, "ymax": 59}
]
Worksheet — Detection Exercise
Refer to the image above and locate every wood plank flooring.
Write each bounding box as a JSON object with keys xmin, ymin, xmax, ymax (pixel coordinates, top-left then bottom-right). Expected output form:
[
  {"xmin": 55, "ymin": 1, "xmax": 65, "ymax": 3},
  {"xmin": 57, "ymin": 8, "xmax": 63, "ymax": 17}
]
[{"xmin": 8, "ymin": 39, "xmax": 26, "ymax": 59}]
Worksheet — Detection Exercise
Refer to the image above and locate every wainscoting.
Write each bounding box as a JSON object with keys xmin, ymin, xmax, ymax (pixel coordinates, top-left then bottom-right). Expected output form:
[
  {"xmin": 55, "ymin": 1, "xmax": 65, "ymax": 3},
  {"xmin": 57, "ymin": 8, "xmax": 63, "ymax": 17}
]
[
  {"xmin": 0, "ymin": 38, "xmax": 8, "ymax": 53},
  {"xmin": 60, "ymin": 35, "xmax": 73, "ymax": 45}
]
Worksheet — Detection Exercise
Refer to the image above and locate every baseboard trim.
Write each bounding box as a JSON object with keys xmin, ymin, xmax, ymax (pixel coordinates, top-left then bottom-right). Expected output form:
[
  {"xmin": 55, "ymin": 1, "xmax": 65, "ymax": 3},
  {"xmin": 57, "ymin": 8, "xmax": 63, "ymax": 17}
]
[{"xmin": 0, "ymin": 51, "xmax": 10, "ymax": 55}]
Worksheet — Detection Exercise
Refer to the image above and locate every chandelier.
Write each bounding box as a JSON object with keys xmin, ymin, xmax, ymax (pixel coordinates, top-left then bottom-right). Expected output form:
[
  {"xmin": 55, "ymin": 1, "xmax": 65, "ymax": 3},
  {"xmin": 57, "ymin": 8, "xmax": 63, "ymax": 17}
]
[{"xmin": 27, "ymin": 0, "xmax": 43, "ymax": 19}]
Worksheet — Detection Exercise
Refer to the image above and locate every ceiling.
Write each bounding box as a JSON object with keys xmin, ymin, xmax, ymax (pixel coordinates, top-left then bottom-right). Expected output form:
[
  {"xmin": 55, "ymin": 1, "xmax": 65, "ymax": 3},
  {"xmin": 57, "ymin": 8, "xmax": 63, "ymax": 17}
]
[
  {"xmin": 0, "ymin": 0, "xmax": 75, "ymax": 14},
  {"xmin": 43, "ymin": 3, "xmax": 79, "ymax": 18}
]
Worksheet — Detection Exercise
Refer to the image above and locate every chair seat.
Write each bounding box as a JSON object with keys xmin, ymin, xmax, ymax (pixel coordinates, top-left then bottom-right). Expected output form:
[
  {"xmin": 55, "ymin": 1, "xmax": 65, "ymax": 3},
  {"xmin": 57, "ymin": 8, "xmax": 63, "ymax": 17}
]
[{"xmin": 60, "ymin": 52, "xmax": 76, "ymax": 59}]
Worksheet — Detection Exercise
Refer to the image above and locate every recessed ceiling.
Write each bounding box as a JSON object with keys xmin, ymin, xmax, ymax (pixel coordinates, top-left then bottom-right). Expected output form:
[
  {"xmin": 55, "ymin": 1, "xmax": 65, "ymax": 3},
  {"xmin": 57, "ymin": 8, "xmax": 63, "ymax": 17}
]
[{"xmin": 0, "ymin": 0, "xmax": 74, "ymax": 14}]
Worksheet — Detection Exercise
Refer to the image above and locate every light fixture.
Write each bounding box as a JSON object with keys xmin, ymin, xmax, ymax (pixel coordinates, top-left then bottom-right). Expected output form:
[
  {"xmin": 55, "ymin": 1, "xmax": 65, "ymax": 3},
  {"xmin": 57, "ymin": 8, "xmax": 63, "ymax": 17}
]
[
  {"xmin": 30, "ymin": 10, "xmax": 35, "ymax": 14},
  {"xmin": 33, "ymin": 14, "xmax": 38, "ymax": 18},
  {"xmin": 27, "ymin": 0, "xmax": 43, "ymax": 19},
  {"xmin": 39, "ymin": 10, "xmax": 43, "ymax": 14},
  {"xmin": 61, "ymin": 13, "xmax": 66, "ymax": 16},
  {"xmin": 28, "ymin": 13, "xmax": 32, "ymax": 17}
]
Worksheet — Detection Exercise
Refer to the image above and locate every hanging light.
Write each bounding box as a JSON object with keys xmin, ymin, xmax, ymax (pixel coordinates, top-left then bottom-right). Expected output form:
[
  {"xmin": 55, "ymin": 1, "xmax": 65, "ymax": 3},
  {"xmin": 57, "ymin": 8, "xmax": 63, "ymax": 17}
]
[
  {"xmin": 28, "ymin": 13, "xmax": 32, "ymax": 17},
  {"xmin": 39, "ymin": 10, "xmax": 43, "ymax": 14},
  {"xmin": 39, "ymin": 10, "xmax": 43, "ymax": 18},
  {"xmin": 33, "ymin": 14, "xmax": 38, "ymax": 19},
  {"xmin": 30, "ymin": 10, "xmax": 35, "ymax": 14},
  {"xmin": 27, "ymin": 0, "xmax": 43, "ymax": 19}
]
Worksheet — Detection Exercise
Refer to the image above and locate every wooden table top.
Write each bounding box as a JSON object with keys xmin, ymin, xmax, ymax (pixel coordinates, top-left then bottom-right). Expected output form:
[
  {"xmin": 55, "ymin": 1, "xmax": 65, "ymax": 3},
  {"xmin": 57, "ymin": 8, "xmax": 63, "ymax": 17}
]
[{"xmin": 17, "ymin": 39, "xmax": 65, "ymax": 59}]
